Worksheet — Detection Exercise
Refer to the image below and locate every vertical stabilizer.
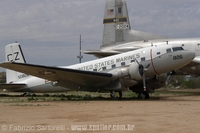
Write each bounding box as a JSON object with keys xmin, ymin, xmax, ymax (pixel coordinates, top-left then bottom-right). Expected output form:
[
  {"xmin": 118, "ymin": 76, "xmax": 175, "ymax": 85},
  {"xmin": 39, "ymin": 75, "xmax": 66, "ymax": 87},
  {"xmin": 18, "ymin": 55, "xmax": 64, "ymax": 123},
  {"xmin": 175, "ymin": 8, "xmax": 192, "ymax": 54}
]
[
  {"xmin": 5, "ymin": 43, "xmax": 27, "ymax": 83},
  {"xmin": 102, "ymin": 0, "xmax": 130, "ymax": 46},
  {"xmin": 102, "ymin": 0, "xmax": 167, "ymax": 48}
]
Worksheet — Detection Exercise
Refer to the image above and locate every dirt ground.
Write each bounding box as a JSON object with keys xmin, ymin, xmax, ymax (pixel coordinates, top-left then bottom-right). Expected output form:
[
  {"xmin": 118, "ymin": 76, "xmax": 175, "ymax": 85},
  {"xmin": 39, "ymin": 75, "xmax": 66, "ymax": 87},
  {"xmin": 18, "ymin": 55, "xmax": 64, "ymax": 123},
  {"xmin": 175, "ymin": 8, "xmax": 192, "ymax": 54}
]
[{"xmin": 0, "ymin": 91, "xmax": 200, "ymax": 133}]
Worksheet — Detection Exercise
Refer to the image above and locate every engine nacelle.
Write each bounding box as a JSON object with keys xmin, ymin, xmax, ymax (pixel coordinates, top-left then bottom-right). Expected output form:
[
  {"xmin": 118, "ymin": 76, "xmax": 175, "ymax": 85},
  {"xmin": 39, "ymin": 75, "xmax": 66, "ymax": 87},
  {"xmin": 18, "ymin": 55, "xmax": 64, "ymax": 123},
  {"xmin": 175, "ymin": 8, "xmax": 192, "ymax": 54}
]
[
  {"xmin": 128, "ymin": 63, "xmax": 142, "ymax": 81},
  {"xmin": 114, "ymin": 63, "xmax": 142, "ymax": 81}
]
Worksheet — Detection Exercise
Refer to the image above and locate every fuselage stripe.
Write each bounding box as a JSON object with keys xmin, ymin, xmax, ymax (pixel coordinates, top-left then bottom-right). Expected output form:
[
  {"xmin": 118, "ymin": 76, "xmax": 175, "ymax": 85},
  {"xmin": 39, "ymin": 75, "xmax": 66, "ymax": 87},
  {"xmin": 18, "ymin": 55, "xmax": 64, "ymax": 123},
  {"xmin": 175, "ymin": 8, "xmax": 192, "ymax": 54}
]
[{"xmin": 103, "ymin": 17, "xmax": 127, "ymax": 24}]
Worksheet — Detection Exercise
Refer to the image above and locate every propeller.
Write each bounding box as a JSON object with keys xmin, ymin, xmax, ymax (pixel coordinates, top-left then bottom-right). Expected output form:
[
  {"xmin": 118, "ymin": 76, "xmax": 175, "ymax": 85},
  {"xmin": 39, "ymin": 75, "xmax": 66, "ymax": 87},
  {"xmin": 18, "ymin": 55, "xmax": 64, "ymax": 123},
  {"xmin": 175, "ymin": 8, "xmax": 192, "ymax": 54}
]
[
  {"xmin": 135, "ymin": 59, "xmax": 150, "ymax": 91},
  {"xmin": 165, "ymin": 71, "xmax": 176, "ymax": 85}
]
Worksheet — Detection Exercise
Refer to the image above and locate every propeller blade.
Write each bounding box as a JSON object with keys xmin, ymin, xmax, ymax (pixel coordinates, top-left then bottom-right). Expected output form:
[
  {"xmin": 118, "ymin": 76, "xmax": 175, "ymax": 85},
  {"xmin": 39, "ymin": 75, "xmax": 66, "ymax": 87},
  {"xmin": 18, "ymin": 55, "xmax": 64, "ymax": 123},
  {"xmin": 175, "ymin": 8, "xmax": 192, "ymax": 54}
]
[
  {"xmin": 165, "ymin": 75, "xmax": 171, "ymax": 85},
  {"xmin": 135, "ymin": 58, "xmax": 147, "ymax": 91},
  {"xmin": 165, "ymin": 71, "xmax": 176, "ymax": 85},
  {"xmin": 135, "ymin": 58, "xmax": 140, "ymax": 65},
  {"xmin": 145, "ymin": 63, "xmax": 151, "ymax": 69},
  {"xmin": 142, "ymin": 73, "xmax": 147, "ymax": 91}
]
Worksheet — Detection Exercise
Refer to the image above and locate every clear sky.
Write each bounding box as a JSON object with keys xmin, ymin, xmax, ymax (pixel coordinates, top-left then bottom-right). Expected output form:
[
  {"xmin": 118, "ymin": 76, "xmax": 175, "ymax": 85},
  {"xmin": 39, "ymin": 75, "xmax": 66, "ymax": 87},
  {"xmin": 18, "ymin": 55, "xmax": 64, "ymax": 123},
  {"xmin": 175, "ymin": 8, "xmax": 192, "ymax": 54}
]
[{"xmin": 0, "ymin": 0, "xmax": 200, "ymax": 71}]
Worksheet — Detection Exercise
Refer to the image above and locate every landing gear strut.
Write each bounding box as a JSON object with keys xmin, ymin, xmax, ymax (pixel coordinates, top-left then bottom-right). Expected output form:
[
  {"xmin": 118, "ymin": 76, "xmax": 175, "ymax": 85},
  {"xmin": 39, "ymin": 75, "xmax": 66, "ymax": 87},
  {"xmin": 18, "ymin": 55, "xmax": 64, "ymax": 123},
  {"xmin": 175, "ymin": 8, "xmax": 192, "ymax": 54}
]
[
  {"xmin": 110, "ymin": 91, "xmax": 122, "ymax": 99},
  {"xmin": 22, "ymin": 92, "xmax": 34, "ymax": 97},
  {"xmin": 22, "ymin": 92, "xmax": 30, "ymax": 97},
  {"xmin": 137, "ymin": 92, "xmax": 150, "ymax": 99}
]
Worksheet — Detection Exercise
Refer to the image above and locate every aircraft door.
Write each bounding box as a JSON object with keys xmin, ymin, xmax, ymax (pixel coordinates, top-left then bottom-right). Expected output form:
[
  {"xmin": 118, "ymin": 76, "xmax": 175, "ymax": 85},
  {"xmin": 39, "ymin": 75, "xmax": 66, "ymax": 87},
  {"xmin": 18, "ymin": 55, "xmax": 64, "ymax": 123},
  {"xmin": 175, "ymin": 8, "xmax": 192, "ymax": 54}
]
[{"xmin": 166, "ymin": 48, "xmax": 172, "ymax": 56}]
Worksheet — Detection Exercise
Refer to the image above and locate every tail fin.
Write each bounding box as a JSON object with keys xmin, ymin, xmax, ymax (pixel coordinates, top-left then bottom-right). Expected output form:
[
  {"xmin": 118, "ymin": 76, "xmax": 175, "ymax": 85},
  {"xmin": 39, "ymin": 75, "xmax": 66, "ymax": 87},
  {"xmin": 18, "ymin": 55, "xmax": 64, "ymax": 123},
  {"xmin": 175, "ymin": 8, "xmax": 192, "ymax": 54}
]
[
  {"xmin": 5, "ymin": 43, "xmax": 27, "ymax": 83},
  {"xmin": 102, "ymin": 0, "xmax": 167, "ymax": 48},
  {"xmin": 102, "ymin": 0, "xmax": 130, "ymax": 46}
]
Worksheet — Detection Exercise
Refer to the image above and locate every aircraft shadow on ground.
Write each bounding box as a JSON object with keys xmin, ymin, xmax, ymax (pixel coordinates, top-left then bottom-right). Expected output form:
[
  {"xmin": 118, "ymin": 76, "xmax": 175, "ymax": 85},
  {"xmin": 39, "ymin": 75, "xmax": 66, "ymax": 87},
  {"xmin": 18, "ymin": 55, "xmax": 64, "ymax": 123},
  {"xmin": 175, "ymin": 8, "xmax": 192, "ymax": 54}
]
[{"xmin": 1, "ymin": 90, "xmax": 200, "ymax": 102}]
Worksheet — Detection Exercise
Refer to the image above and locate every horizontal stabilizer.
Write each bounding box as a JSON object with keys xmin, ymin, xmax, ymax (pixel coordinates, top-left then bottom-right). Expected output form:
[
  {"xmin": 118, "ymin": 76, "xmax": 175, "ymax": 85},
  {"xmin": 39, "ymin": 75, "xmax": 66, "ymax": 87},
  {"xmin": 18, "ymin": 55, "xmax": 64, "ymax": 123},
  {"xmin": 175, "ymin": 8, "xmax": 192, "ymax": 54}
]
[{"xmin": 0, "ymin": 83, "xmax": 27, "ymax": 92}]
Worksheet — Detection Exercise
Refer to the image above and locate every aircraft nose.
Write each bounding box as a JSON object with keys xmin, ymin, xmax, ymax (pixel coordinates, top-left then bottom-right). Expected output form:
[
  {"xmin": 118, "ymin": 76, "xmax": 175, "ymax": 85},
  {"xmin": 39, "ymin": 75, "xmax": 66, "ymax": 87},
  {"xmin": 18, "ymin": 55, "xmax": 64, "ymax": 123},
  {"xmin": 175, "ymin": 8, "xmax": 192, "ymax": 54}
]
[
  {"xmin": 174, "ymin": 51, "xmax": 195, "ymax": 70},
  {"xmin": 182, "ymin": 51, "xmax": 195, "ymax": 62},
  {"xmin": 152, "ymin": 50, "xmax": 195, "ymax": 75}
]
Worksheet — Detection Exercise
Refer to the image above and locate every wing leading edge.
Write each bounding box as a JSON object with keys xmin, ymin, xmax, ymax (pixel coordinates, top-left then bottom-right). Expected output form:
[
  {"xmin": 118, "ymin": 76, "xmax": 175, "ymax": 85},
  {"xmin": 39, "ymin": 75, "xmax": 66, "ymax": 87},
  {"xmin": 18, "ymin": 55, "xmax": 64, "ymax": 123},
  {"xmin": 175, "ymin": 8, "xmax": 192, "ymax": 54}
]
[{"xmin": 0, "ymin": 62, "xmax": 115, "ymax": 89}]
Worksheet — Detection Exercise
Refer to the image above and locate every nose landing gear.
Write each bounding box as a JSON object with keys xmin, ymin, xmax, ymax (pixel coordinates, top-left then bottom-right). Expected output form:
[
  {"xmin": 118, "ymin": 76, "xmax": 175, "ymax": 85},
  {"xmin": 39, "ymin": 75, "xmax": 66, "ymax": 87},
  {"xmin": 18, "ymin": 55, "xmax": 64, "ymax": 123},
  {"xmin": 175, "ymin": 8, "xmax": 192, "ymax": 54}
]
[
  {"xmin": 110, "ymin": 91, "xmax": 122, "ymax": 99},
  {"xmin": 137, "ymin": 92, "xmax": 150, "ymax": 99}
]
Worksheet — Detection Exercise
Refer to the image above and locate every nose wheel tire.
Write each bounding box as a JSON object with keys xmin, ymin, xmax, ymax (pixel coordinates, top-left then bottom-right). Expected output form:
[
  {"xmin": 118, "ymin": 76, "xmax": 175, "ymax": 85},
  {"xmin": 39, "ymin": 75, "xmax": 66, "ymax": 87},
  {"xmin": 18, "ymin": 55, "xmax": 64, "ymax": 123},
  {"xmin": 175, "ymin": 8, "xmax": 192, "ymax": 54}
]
[
  {"xmin": 110, "ymin": 91, "xmax": 122, "ymax": 99},
  {"xmin": 138, "ymin": 92, "xmax": 150, "ymax": 99}
]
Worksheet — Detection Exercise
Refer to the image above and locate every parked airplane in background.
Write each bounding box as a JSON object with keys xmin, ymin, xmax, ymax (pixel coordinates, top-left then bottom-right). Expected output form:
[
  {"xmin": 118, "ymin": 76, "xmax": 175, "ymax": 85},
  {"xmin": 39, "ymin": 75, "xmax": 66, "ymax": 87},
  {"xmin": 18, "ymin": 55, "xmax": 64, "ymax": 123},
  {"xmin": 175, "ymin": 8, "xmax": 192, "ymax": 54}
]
[
  {"xmin": 0, "ymin": 43, "xmax": 195, "ymax": 99},
  {"xmin": 85, "ymin": 0, "xmax": 200, "ymax": 76}
]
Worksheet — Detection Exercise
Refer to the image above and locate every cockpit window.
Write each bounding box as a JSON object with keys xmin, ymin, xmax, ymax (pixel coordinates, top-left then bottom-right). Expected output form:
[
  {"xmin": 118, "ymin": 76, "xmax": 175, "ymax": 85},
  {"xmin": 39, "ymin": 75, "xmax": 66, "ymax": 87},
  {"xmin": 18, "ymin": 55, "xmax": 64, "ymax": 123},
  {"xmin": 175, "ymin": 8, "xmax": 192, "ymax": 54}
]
[
  {"xmin": 172, "ymin": 47, "xmax": 184, "ymax": 51},
  {"xmin": 166, "ymin": 48, "xmax": 172, "ymax": 53}
]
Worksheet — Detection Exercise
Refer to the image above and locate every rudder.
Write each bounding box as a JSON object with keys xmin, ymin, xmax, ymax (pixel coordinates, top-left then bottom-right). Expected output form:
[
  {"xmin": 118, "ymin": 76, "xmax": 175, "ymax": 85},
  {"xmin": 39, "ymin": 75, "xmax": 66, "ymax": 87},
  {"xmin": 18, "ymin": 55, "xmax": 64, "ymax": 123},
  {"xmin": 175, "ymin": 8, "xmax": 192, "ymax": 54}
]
[{"xmin": 5, "ymin": 43, "xmax": 27, "ymax": 83}]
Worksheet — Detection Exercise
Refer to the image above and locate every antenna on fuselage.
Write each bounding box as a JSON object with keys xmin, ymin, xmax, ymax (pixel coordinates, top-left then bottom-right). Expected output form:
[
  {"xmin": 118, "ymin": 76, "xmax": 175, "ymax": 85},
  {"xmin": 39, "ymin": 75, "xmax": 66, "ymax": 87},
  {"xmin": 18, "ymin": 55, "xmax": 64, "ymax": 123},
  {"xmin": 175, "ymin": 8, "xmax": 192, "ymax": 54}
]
[{"xmin": 77, "ymin": 35, "xmax": 83, "ymax": 63}]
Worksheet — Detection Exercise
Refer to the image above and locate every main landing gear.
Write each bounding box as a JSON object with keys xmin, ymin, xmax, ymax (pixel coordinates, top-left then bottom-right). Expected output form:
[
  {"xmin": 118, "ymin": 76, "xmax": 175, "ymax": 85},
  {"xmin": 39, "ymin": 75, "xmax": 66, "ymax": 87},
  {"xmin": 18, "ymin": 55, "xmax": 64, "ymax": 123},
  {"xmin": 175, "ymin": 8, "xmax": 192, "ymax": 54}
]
[
  {"xmin": 137, "ymin": 92, "xmax": 150, "ymax": 99},
  {"xmin": 110, "ymin": 91, "xmax": 122, "ymax": 99},
  {"xmin": 22, "ymin": 92, "xmax": 30, "ymax": 97},
  {"xmin": 22, "ymin": 92, "xmax": 35, "ymax": 97},
  {"xmin": 109, "ymin": 91, "xmax": 150, "ymax": 100}
]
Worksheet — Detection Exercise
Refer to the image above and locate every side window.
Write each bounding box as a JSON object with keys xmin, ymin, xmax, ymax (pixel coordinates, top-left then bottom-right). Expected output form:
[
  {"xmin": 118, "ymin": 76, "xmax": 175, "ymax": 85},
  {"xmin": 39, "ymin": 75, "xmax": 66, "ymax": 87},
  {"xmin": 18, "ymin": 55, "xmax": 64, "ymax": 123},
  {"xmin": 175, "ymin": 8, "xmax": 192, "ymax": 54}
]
[
  {"xmin": 166, "ymin": 48, "xmax": 172, "ymax": 53},
  {"xmin": 141, "ymin": 57, "xmax": 146, "ymax": 61},
  {"xmin": 131, "ymin": 60, "xmax": 135, "ymax": 63},
  {"xmin": 157, "ymin": 52, "xmax": 161, "ymax": 55},
  {"xmin": 112, "ymin": 64, "xmax": 116, "ymax": 68},
  {"xmin": 121, "ymin": 62, "xmax": 125, "ymax": 66}
]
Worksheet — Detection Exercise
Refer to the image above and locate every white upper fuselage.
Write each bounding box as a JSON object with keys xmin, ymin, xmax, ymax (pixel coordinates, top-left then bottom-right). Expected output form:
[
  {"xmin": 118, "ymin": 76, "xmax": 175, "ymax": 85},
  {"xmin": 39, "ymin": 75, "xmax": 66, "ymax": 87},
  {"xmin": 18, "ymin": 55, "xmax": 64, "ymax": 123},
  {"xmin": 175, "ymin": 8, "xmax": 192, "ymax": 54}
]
[
  {"xmin": 66, "ymin": 45, "xmax": 194, "ymax": 77},
  {"xmin": 100, "ymin": 38, "xmax": 200, "ymax": 75}
]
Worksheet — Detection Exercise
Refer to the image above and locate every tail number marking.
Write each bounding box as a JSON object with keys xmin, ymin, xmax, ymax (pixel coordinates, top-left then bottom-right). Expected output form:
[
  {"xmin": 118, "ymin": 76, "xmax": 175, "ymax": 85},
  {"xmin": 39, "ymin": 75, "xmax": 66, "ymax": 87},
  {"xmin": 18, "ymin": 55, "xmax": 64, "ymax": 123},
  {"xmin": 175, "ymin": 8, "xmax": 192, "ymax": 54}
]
[
  {"xmin": 18, "ymin": 74, "xmax": 29, "ymax": 79},
  {"xmin": 115, "ymin": 24, "xmax": 129, "ymax": 29},
  {"xmin": 7, "ymin": 52, "xmax": 20, "ymax": 62},
  {"xmin": 173, "ymin": 55, "xmax": 183, "ymax": 60}
]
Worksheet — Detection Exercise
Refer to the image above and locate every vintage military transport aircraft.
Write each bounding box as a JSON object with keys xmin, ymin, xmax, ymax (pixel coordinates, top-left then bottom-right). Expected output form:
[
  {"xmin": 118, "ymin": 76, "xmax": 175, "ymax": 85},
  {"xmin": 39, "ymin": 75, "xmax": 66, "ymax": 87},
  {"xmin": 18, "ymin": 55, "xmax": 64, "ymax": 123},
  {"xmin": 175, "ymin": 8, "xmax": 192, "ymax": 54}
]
[{"xmin": 0, "ymin": 43, "xmax": 195, "ymax": 99}]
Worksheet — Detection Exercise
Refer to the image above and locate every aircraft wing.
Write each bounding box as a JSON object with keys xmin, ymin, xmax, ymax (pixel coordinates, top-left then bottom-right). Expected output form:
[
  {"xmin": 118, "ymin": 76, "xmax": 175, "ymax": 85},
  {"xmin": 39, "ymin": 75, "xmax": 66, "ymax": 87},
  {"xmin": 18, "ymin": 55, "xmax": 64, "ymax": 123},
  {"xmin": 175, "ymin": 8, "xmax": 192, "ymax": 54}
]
[
  {"xmin": 183, "ymin": 56, "xmax": 200, "ymax": 67},
  {"xmin": 175, "ymin": 56, "xmax": 200, "ymax": 75},
  {"xmin": 0, "ymin": 62, "xmax": 115, "ymax": 88},
  {"xmin": 192, "ymin": 56, "xmax": 200, "ymax": 64},
  {"xmin": 84, "ymin": 46, "xmax": 142, "ymax": 57},
  {"xmin": 0, "ymin": 83, "xmax": 27, "ymax": 92},
  {"xmin": 112, "ymin": 46, "xmax": 142, "ymax": 52},
  {"xmin": 84, "ymin": 50, "xmax": 121, "ymax": 58}
]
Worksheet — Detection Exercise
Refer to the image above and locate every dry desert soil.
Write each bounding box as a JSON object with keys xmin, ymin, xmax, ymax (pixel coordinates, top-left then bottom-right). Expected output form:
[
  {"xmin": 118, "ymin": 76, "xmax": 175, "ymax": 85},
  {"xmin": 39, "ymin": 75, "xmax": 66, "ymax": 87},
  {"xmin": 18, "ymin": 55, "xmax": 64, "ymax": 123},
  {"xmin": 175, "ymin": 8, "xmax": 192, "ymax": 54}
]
[{"xmin": 0, "ymin": 90, "xmax": 200, "ymax": 133}]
